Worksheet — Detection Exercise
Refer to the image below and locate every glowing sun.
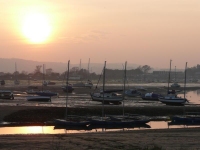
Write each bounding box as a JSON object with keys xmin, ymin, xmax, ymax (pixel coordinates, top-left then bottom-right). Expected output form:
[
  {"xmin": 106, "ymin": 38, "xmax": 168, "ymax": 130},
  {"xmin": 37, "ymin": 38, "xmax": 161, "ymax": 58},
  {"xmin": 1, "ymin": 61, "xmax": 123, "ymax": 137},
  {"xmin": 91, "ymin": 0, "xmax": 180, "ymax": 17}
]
[{"xmin": 22, "ymin": 13, "xmax": 51, "ymax": 43}]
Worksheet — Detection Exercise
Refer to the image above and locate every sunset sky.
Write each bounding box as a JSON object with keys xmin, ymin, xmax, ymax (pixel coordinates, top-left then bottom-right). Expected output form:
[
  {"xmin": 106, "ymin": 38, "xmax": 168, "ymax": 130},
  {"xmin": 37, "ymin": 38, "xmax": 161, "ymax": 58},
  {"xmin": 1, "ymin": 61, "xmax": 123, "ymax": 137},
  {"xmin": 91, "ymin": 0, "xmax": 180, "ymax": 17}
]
[{"xmin": 1, "ymin": 0, "xmax": 200, "ymax": 69}]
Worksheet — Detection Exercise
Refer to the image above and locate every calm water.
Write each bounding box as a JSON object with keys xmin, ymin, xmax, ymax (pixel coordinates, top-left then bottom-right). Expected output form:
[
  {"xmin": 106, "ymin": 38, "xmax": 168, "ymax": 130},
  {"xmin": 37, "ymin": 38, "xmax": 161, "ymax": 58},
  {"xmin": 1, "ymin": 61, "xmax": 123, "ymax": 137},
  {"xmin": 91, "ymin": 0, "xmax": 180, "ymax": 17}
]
[{"xmin": 0, "ymin": 121, "xmax": 199, "ymax": 135}]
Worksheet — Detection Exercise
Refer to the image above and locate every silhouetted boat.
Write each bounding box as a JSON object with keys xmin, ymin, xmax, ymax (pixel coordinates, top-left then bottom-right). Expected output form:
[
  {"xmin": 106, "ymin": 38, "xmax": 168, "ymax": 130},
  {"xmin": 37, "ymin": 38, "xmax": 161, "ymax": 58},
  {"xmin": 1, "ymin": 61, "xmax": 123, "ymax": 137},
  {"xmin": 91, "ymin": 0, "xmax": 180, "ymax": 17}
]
[
  {"xmin": 169, "ymin": 112, "xmax": 200, "ymax": 126},
  {"xmin": 35, "ymin": 91, "xmax": 58, "ymax": 97},
  {"xmin": 26, "ymin": 96, "xmax": 51, "ymax": 102},
  {"xmin": 0, "ymin": 90, "xmax": 14, "ymax": 99},
  {"xmin": 55, "ymin": 60, "xmax": 87, "ymax": 128},
  {"xmin": 61, "ymin": 85, "xmax": 74, "ymax": 93},
  {"xmin": 54, "ymin": 119, "xmax": 90, "ymax": 127}
]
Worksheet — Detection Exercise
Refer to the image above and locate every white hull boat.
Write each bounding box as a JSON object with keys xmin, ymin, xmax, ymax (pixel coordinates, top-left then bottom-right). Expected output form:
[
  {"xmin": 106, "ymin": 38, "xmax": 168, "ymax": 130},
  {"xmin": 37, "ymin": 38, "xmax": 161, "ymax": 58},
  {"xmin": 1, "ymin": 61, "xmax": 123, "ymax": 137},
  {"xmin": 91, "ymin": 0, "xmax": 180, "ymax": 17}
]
[
  {"xmin": 159, "ymin": 60, "xmax": 188, "ymax": 106},
  {"xmin": 91, "ymin": 92, "xmax": 123, "ymax": 104},
  {"xmin": 159, "ymin": 95, "xmax": 187, "ymax": 105}
]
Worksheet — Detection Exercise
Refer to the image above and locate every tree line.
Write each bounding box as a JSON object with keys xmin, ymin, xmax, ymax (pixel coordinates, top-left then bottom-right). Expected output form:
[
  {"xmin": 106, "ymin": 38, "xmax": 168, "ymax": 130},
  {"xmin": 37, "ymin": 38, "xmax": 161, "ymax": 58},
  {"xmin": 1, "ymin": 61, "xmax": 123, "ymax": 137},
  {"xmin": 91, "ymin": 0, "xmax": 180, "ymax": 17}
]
[{"xmin": 0, "ymin": 64, "xmax": 200, "ymax": 81}]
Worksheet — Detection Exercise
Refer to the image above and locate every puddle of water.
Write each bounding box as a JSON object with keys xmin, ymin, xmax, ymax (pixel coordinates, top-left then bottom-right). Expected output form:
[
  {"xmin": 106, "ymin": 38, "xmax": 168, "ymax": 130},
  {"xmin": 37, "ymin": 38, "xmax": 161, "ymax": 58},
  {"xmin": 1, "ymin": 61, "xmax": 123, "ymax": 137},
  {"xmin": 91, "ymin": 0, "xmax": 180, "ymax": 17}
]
[{"xmin": 179, "ymin": 90, "xmax": 200, "ymax": 104}]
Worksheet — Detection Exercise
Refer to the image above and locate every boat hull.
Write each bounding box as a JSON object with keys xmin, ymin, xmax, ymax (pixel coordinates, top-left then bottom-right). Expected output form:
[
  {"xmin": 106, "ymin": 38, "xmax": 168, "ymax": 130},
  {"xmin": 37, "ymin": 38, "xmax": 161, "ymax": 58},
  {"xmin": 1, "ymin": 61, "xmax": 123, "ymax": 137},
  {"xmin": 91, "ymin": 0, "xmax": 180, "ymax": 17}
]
[
  {"xmin": 35, "ymin": 91, "xmax": 58, "ymax": 97},
  {"xmin": 90, "ymin": 94, "xmax": 123, "ymax": 104},
  {"xmin": 62, "ymin": 86, "xmax": 74, "ymax": 93},
  {"xmin": 0, "ymin": 90, "xmax": 14, "ymax": 99},
  {"xmin": 27, "ymin": 96, "xmax": 51, "ymax": 102},
  {"xmin": 169, "ymin": 116, "xmax": 200, "ymax": 125},
  {"xmin": 54, "ymin": 119, "xmax": 90, "ymax": 127},
  {"xmin": 159, "ymin": 97, "xmax": 186, "ymax": 105},
  {"xmin": 141, "ymin": 93, "xmax": 162, "ymax": 101}
]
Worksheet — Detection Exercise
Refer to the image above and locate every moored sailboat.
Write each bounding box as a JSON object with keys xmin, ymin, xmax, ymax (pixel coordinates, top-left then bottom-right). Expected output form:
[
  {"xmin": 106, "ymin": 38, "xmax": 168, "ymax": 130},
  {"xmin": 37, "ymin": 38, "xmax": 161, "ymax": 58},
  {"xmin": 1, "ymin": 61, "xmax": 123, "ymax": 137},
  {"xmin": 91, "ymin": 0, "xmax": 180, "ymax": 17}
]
[
  {"xmin": 171, "ymin": 66, "xmax": 180, "ymax": 88},
  {"xmin": 90, "ymin": 61, "xmax": 123, "ymax": 105},
  {"xmin": 89, "ymin": 61, "xmax": 150, "ymax": 128},
  {"xmin": 14, "ymin": 62, "xmax": 20, "ymax": 85},
  {"xmin": 54, "ymin": 60, "xmax": 90, "ymax": 128},
  {"xmin": 159, "ymin": 61, "xmax": 188, "ymax": 105}
]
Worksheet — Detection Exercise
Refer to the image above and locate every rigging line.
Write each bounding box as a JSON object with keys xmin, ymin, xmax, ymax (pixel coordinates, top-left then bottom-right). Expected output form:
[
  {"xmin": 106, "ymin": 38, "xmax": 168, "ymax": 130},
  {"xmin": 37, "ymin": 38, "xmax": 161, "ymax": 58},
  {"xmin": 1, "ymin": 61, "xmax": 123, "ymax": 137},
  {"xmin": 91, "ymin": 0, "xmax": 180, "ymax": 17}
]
[
  {"xmin": 92, "ymin": 68, "xmax": 104, "ymax": 93},
  {"xmin": 62, "ymin": 67, "xmax": 68, "ymax": 86},
  {"xmin": 122, "ymin": 63, "xmax": 130, "ymax": 89}
]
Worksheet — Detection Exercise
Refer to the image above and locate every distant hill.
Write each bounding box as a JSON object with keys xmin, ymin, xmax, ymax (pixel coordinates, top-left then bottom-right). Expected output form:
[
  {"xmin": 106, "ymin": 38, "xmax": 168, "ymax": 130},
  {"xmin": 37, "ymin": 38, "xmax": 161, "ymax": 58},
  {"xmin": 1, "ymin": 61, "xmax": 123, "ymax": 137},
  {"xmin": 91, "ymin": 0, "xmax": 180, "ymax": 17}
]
[{"xmin": 0, "ymin": 58, "xmax": 141, "ymax": 74}]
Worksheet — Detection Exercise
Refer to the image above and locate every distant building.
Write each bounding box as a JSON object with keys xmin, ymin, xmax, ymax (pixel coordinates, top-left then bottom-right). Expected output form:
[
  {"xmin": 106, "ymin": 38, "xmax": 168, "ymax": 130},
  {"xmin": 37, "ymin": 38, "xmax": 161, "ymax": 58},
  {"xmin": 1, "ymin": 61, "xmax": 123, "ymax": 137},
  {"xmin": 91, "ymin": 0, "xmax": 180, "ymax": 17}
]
[
  {"xmin": 153, "ymin": 71, "xmax": 169, "ymax": 75},
  {"xmin": 46, "ymin": 68, "xmax": 53, "ymax": 76},
  {"xmin": 69, "ymin": 76, "xmax": 81, "ymax": 80},
  {"xmin": 197, "ymin": 64, "xmax": 200, "ymax": 69}
]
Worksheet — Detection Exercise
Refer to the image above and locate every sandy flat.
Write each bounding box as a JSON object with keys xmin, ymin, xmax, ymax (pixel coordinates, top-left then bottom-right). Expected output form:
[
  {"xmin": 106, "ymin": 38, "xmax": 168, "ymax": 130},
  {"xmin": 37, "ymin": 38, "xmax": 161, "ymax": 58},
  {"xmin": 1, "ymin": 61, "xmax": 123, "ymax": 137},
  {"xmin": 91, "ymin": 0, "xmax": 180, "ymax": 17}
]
[{"xmin": 0, "ymin": 128, "xmax": 200, "ymax": 150}]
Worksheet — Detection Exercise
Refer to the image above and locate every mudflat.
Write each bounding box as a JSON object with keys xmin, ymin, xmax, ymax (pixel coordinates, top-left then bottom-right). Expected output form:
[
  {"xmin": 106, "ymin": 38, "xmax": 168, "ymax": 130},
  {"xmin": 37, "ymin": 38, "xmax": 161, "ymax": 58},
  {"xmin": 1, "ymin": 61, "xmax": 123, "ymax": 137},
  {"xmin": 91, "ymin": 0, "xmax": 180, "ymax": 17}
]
[
  {"xmin": 1, "ymin": 105, "xmax": 200, "ymax": 150},
  {"xmin": 0, "ymin": 84, "xmax": 200, "ymax": 149}
]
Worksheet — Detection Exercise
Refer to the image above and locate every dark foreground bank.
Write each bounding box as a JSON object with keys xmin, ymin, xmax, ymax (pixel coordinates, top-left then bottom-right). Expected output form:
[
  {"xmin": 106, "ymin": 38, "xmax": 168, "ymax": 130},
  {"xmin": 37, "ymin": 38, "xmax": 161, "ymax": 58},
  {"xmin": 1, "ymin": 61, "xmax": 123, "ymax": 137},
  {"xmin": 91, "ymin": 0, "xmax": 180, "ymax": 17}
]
[{"xmin": 1, "ymin": 105, "xmax": 200, "ymax": 123}]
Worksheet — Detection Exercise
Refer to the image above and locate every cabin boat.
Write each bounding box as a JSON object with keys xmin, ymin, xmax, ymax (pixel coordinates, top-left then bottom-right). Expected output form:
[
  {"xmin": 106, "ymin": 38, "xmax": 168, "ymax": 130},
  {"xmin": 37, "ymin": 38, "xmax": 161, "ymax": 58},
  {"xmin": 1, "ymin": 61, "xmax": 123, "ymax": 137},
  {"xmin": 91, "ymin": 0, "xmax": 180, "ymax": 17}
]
[
  {"xmin": 0, "ymin": 90, "xmax": 14, "ymax": 99},
  {"xmin": 90, "ymin": 90, "xmax": 123, "ymax": 105},
  {"xmin": 141, "ymin": 92, "xmax": 162, "ymax": 101},
  {"xmin": 61, "ymin": 85, "xmax": 74, "ymax": 93},
  {"xmin": 159, "ymin": 94, "xmax": 187, "ymax": 105},
  {"xmin": 125, "ymin": 89, "xmax": 141, "ymax": 97},
  {"xmin": 171, "ymin": 82, "xmax": 180, "ymax": 88}
]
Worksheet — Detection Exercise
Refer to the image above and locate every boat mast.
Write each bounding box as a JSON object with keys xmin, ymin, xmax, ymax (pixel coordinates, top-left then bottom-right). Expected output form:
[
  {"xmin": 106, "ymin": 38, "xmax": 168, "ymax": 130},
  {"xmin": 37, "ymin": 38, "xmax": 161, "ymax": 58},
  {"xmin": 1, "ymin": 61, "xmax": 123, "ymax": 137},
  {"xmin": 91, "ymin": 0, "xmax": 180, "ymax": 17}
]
[
  {"xmin": 65, "ymin": 60, "xmax": 70, "ymax": 120},
  {"xmin": 183, "ymin": 62, "xmax": 187, "ymax": 115},
  {"xmin": 42, "ymin": 64, "xmax": 45, "ymax": 91},
  {"xmin": 123, "ymin": 61, "xmax": 127, "ymax": 117},
  {"xmin": 88, "ymin": 58, "xmax": 90, "ymax": 80},
  {"xmin": 175, "ymin": 66, "xmax": 176, "ymax": 82},
  {"xmin": 167, "ymin": 60, "xmax": 172, "ymax": 94},
  {"xmin": 79, "ymin": 59, "xmax": 81, "ymax": 70},
  {"xmin": 102, "ymin": 61, "xmax": 106, "ymax": 118},
  {"xmin": 184, "ymin": 62, "xmax": 187, "ymax": 100},
  {"xmin": 14, "ymin": 62, "xmax": 17, "ymax": 83}
]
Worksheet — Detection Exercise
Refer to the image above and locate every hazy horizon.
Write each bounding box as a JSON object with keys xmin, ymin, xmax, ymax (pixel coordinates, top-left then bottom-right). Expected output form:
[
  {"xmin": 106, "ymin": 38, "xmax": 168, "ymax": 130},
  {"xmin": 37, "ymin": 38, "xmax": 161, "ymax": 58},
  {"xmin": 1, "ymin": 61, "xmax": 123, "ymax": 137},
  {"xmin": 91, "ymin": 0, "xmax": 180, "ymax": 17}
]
[
  {"xmin": 0, "ymin": 57, "xmax": 187, "ymax": 74},
  {"xmin": 1, "ymin": 0, "xmax": 200, "ymax": 69}
]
